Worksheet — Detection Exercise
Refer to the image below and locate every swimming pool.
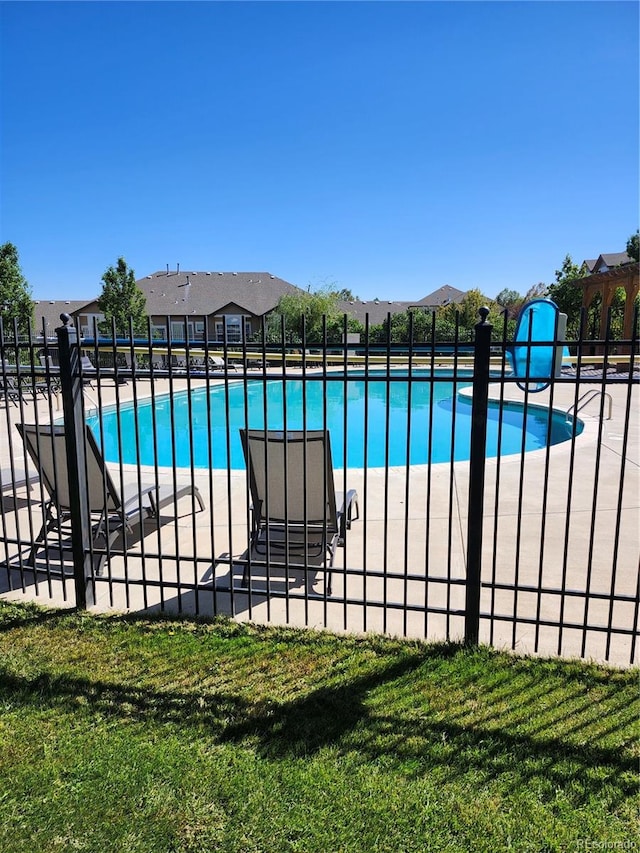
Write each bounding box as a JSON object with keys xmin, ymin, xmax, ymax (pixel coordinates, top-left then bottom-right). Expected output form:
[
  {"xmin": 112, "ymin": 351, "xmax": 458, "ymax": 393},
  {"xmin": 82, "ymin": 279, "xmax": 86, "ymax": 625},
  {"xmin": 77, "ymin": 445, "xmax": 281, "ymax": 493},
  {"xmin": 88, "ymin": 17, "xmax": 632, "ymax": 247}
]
[{"xmin": 87, "ymin": 374, "xmax": 582, "ymax": 469}]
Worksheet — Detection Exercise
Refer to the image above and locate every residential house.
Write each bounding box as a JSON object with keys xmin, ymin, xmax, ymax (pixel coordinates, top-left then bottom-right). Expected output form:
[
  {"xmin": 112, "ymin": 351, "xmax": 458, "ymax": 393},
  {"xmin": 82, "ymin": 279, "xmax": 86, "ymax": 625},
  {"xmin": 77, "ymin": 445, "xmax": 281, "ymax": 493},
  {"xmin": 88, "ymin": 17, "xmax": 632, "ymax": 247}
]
[
  {"xmin": 582, "ymin": 252, "xmax": 633, "ymax": 275},
  {"xmin": 69, "ymin": 269, "xmax": 303, "ymax": 343},
  {"xmin": 32, "ymin": 300, "xmax": 93, "ymax": 339},
  {"xmin": 337, "ymin": 284, "xmax": 467, "ymax": 327},
  {"xmin": 31, "ymin": 270, "xmax": 469, "ymax": 343}
]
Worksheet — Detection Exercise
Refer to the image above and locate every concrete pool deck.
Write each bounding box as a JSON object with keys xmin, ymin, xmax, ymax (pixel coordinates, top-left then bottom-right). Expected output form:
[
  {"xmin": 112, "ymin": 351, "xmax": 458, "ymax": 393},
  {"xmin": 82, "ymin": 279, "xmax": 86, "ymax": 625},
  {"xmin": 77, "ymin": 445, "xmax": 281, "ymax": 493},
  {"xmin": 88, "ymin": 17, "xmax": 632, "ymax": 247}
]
[{"xmin": 1, "ymin": 369, "xmax": 638, "ymax": 667}]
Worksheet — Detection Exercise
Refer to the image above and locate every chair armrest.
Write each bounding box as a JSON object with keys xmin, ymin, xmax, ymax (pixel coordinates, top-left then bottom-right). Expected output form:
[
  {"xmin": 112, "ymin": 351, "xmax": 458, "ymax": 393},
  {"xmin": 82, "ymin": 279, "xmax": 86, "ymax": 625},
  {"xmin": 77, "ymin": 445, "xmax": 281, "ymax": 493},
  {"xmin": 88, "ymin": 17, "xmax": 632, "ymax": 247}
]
[
  {"xmin": 120, "ymin": 484, "xmax": 158, "ymax": 519},
  {"xmin": 337, "ymin": 488, "xmax": 359, "ymax": 544}
]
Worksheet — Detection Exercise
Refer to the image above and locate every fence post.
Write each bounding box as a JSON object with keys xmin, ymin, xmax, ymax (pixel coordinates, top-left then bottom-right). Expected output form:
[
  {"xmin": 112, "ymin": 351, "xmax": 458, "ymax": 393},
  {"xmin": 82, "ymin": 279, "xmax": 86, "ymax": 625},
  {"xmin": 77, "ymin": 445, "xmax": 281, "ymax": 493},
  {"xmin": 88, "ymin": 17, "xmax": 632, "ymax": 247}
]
[
  {"xmin": 465, "ymin": 307, "xmax": 492, "ymax": 644},
  {"xmin": 56, "ymin": 314, "xmax": 93, "ymax": 609}
]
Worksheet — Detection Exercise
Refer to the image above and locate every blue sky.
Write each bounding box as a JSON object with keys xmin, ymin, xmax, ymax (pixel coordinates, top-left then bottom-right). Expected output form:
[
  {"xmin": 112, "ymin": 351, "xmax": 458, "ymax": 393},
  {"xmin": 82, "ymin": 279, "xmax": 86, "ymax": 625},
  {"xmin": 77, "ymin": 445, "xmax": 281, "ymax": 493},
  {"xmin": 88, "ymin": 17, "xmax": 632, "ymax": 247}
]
[{"xmin": 1, "ymin": 1, "xmax": 638, "ymax": 303}]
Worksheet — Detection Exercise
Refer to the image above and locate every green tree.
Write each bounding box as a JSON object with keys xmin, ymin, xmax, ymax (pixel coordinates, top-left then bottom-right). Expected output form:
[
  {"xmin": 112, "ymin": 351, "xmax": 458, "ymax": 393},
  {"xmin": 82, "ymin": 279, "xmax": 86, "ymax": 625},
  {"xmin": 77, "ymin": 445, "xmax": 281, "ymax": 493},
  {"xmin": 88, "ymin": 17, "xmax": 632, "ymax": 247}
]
[
  {"xmin": 495, "ymin": 288, "xmax": 523, "ymax": 319},
  {"xmin": 0, "ymin": 243, "xmax": 34, "ymax": 339},
  {"xmin": 626, "ymin": 230, "xmax": 639, "ymax": 262},
  {"xmin": 265, "ymin": 287, "xmax": 348, "ymax": 344},
  {"xmin": 367, "ymin": 290, "xmax": 511, "ymax": 344},
  {"xmin": 495, "ymin": 288, "xmax": 521, "ymax": 306},
  {"xmin": 97, "ymin": 257, "xmax": 147, "ymax": 338},
  {"xmin": 436, "ymin": 289, "xmax": 499, "ymax": 334},
  {"xmin": 372, "ymin": 308, "xmax": 434, "ymax": 344},
  {"xmin": 331, "ymin": 286, "xmax": 359, "ymax": 302},
  {"xmin": 607, "ymin": 287, "xmax": 628, "ymax": 340},
  {"xmin": 546, "ymin": 255, "xmax": 585, "ymax": 336},
  {"xmin": 523, "ymin": 282, "xmax": 548, "ymax": 302}
]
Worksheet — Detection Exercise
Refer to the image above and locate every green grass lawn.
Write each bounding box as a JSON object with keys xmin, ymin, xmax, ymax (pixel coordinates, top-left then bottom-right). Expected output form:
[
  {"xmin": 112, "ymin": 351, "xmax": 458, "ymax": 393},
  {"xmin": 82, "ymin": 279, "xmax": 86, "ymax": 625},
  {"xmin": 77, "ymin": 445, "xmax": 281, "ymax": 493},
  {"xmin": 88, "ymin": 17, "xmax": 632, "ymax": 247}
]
[{"xmin": 0, "ymin": 600, "xmax": 637, "ymax": 853}]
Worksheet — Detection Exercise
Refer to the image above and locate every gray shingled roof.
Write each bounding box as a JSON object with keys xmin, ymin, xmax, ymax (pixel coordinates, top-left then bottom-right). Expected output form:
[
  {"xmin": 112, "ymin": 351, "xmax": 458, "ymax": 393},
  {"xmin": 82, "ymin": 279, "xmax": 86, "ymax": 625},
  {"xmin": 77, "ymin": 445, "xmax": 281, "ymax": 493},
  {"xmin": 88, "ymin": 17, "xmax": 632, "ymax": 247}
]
[
  {"xmin": 337, "ymin": 284, "xmax": 468, "ymax": 326},
  {"xmin": 583, "ymin": 252, "xmax": 633, "ymax": 274},
  {"xmin": 137, "ymin": 271, "xmax": 302, "ymax": 317},
  {"xmin": 337, "ymin": 298, "xmax": 416, "ymax": 326},
  {"xmin": 413, "ymin": 284, "xmax": 467, "ymax": 307},
  {"xmin": 578, "ymin": 261, "xmax": 639, "ymax": 284},
  {"xmin": 597, "ymin": 252, "xmax": 633, "ymax": 268},
  {"xmin": 32, "ymin": 300, "xmax": 93, "ymax": 337},
  {"xmin": 30, "ymin": 272, "xmax": 470, "ymax": 331}
]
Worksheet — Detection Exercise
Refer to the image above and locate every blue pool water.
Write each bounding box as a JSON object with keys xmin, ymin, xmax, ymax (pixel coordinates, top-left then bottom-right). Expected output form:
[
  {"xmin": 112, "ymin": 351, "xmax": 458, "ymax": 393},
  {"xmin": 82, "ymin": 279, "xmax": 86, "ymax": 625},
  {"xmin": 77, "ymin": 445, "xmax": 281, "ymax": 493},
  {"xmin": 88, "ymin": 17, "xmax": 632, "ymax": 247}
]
[{"xmin": 87, "ymin": 374, "xmax": 581, "ymax": 469}]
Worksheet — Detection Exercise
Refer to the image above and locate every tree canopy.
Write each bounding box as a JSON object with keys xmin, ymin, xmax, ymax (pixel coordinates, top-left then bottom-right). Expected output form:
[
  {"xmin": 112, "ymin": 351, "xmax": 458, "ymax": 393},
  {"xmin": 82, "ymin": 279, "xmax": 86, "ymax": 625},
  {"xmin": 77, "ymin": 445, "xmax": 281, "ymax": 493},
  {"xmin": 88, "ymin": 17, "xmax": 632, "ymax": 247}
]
[
  {"xmin": 546, "ymin": 254, "xmax": 585, "ymax": 336},
  {"xmin": 437, "ymin": 289, "xmax": 506, "ymax": 336},
  {"xmin": 331, "ymin": 286, "xmax": 359, "ymax": 302},
  {"xmin": 495, "ymin": 288, "xmax": 523, "ymax": 316},
  {"xmin": 626, "ymin": 230, "xmax": 639, "ymax": 263},
  {"xmin": 265, "ymin": 287, "xmax": 361, "ymax": 344},
  {"xmin": 97, "ymin": 258, "xmax": 147, "ymax": 338},
  {"xmin": 366, "ymin": 289, "xmax": 513, "ymax": 344},
  {"xmin": 522, "ymin": 282, "xmax": 548, "ymax": 302},
  {"xmin": 0, "ymin": 243, "xmax": 34, "ymax": 339}
]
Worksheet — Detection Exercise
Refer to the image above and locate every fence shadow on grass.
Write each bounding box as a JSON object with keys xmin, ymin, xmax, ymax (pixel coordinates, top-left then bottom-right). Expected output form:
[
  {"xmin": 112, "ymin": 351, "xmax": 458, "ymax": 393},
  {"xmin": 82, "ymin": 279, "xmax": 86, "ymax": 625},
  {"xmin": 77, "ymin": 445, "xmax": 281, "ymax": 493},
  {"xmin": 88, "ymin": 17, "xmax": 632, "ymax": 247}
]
[
  {"xmin": 0, "ymin": 619, "xmax": 636, "ymax": 808},
  {"xmin": 0, "ymin": 669, "xmax": 249, "ymax": 738},
  {"xmin": 222, "ymin": 652, "xmax": 638, "ymax": 803},
  {"xmin": 0, "ymin": 599, "xmax": 73, "ymax": 633}
]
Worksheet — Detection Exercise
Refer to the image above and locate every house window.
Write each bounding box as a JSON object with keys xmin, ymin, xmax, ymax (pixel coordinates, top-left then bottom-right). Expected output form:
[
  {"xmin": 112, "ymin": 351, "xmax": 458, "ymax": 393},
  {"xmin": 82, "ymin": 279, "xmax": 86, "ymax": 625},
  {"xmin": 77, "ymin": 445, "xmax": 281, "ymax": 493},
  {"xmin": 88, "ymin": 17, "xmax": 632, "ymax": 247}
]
[
  {"xmin": 79, "ymin": 313, "xmax": 104, "ymax": 338},
  {"xmin": 187, "ymin": 320, "xmax": 205, "ymax": 341},
  {"xmin": 215, "ymin": 316, "xmax": 245, "ymax": 343},
  {"xmin": 226, "ymin": 317, "xmax": 241, "ymax": 343},
  {"xmin": 171, "ymin": 321, "xmax": 186, "ymax": 342}
]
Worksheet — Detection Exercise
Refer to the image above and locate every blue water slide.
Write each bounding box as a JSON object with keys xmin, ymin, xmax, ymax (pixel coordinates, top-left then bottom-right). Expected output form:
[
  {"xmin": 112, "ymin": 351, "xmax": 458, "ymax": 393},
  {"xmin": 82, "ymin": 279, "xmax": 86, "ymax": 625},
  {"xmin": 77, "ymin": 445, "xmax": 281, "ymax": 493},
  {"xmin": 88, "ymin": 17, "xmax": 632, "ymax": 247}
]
[{"xmin": 507, "ymin": 298, "xmax": 569, "ymax": 392}]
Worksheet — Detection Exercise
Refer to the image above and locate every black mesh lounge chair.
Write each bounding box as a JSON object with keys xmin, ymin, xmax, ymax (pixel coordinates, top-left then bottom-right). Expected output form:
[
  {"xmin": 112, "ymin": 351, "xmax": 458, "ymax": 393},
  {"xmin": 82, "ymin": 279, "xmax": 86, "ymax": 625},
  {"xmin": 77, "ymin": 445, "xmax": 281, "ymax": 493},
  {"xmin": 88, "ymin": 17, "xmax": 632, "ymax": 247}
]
[
  {"xmin": 79, "ymin": 355, "xmax": 96, "ymax": 387},
  {"xmin": 16, "ymin": 422, "xmax": 205, "ymax": 574},
  {"xmin": 209, "ymin": 355, "xmax": 238, "ymax": 372},
  {"xmin": 0, "ymin": 375, "xmax": 20, "ymax": 407},
  {"xmin": 1, "ymin": 360, "xmax": 49, "ymax": 403},
  {"xmin": 239, "ymin": 429, "xmax": 359, "ymax": 595}
]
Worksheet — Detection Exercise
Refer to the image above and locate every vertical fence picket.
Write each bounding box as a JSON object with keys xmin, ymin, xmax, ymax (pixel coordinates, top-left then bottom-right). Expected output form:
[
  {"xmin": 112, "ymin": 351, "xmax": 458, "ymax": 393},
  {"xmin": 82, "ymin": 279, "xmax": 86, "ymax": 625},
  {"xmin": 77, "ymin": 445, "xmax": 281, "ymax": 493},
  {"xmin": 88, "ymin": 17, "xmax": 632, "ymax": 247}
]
[
  {"xmin": 56, "ymin": 315, "xmax": 93, "ymax": 609},
  {"xmin": 464, "ymin": 308, "xmax": 492, "ymax": 645}
]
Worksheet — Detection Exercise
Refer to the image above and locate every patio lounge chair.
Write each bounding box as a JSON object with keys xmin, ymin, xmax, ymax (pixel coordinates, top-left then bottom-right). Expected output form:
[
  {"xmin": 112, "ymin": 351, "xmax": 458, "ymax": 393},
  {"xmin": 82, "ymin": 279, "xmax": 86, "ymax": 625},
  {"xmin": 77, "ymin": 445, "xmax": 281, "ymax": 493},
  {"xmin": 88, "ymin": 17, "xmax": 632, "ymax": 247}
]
[
  {"xmin": 209, "ymin": 355, "xmax": 238, "ymax": 372},
  {"xmin": 16, "ymin": 422, "xmax": 205, "ymax": 575},
  {"xmin": 0, "ymin": 375, "xmax": 20, "ymax": 406},
  {"xmin": 79, "ymin": 355, "xmax": 96, "ymax": 387},
  {"xmin": 239, "ymin": 429, "xmax": 359, "ymax": 595},
  {"xmin": 39, "ymin": 354, "xmax": 58, "ymax": 373},
  {"xmin": 1, "ymin": 360, "xmax": 49, "ymax": 403}
]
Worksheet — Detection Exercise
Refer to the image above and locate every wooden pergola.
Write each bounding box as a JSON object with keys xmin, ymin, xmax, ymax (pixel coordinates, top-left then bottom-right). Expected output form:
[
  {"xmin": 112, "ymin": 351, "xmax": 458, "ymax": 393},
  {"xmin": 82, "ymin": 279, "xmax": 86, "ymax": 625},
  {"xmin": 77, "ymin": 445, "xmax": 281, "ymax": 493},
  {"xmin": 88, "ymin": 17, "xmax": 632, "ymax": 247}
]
[{"xmin": 579, "ymin": 262, "xmax": 639, "ymax": 343}]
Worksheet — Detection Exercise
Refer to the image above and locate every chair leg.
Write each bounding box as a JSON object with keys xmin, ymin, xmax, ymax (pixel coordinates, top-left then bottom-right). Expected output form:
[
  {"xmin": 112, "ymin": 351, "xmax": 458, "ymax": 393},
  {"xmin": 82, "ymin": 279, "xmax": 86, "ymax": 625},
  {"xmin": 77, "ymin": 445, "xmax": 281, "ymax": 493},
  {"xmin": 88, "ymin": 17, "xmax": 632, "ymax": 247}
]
[
  {"xmin": 26, "ymin": 504, "xmax": 61, "ymax": 569},
  {"xmin": 93, "ymin": 520, "xmax": 124, "ymax": 577},
  {"xmin": 326, "ymin": 547, "xmax": 336, "ymax": 596},
  {"xmin": 346, "ymin": 491, "xmax": 359, "ymax": 527},
  {"xmin": 242, "ymin": 529, "xmax": 261, "ymax": 588},
  {"xmin": 26, "ymin": 522, "xmax": 47, "ymax": 568}
]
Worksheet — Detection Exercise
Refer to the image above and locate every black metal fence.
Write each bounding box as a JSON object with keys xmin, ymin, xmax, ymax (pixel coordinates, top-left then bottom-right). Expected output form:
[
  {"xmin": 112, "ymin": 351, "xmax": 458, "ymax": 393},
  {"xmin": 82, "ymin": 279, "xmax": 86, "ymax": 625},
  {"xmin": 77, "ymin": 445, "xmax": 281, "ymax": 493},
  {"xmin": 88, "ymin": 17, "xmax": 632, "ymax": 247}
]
[{"xmin": 1, "ymin": 310, "xmax": 638, "ymax": 666}]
